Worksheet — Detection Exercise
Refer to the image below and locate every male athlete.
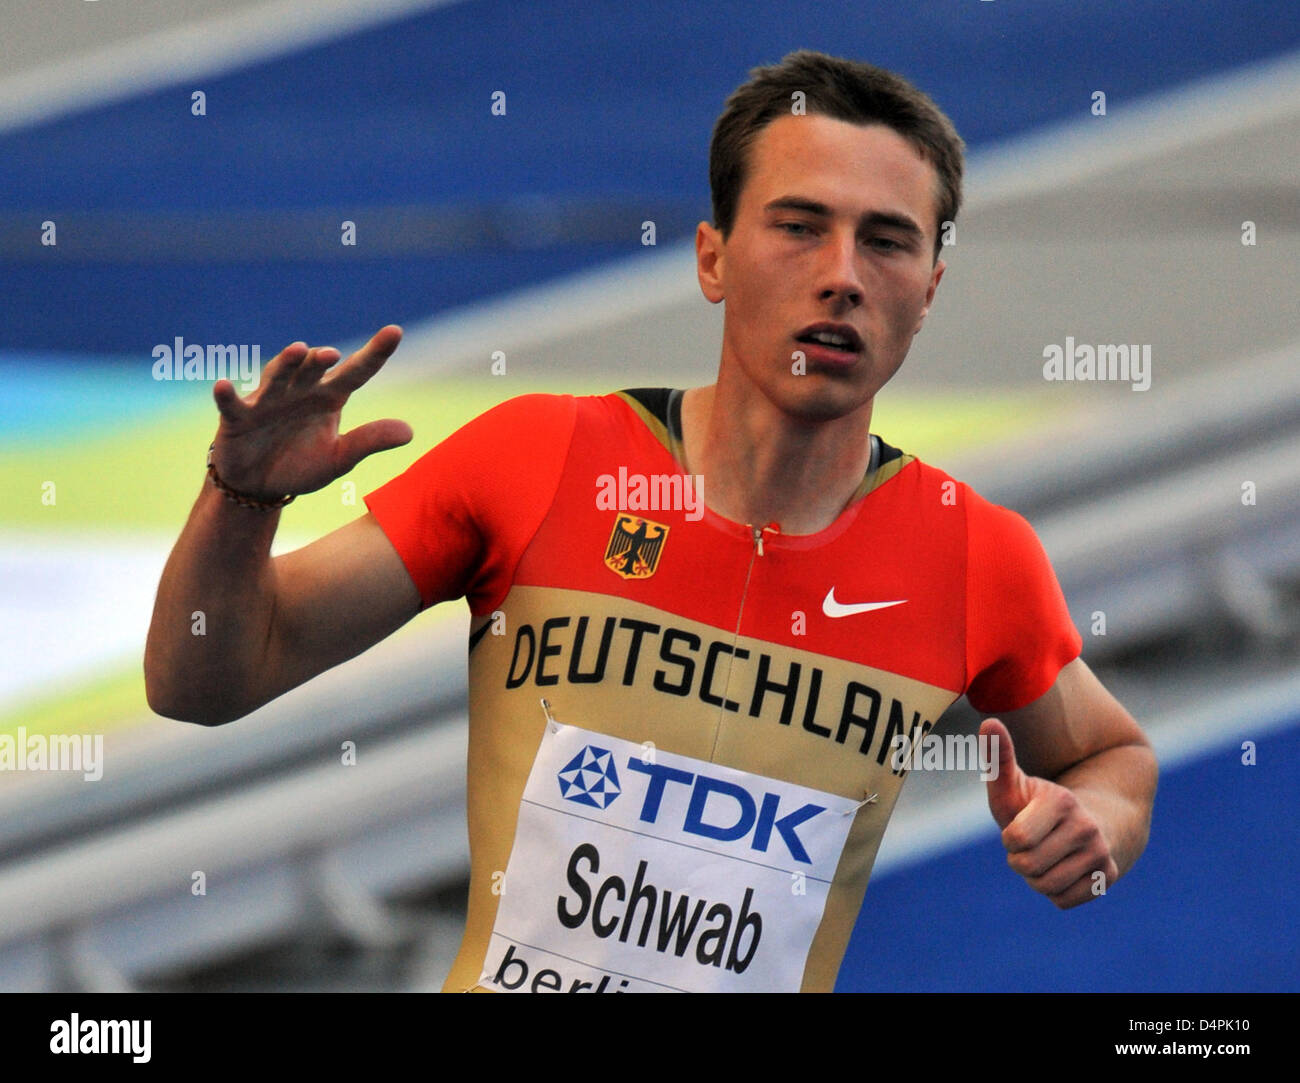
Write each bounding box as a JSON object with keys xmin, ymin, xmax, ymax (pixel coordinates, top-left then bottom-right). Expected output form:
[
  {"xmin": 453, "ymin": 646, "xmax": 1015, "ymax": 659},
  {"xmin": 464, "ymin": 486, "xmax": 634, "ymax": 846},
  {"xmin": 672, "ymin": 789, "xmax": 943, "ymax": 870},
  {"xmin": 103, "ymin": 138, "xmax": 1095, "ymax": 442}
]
[{"xmin": 145, "ymin": 51, "xmax": 1157, "ymax": 993}]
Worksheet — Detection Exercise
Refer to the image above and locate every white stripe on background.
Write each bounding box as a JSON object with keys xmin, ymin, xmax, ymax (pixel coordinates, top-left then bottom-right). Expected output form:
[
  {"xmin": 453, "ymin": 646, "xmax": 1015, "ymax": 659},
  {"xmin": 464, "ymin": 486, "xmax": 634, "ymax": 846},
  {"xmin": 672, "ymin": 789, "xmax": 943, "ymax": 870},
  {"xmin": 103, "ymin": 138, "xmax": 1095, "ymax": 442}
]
[
  {"xmin": 966, "ymin": 47, "xmax": 1300, "ymax": 203},
  {"xmin": 0, "ymin": 0, "xmax": 467, "ymax": 135},
  {"xmin": 381, "ymin": 46, "xmax": 1300, "ymax": 378}
]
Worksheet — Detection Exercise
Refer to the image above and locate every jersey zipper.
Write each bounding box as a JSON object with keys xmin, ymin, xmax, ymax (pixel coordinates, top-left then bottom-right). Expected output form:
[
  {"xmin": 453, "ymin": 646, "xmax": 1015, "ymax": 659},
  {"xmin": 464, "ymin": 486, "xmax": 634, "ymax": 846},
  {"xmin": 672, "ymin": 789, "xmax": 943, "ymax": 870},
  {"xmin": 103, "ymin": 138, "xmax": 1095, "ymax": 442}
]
[{"xmin": 705, "ymin": 521, "xmax": 780, "ymax": 760}]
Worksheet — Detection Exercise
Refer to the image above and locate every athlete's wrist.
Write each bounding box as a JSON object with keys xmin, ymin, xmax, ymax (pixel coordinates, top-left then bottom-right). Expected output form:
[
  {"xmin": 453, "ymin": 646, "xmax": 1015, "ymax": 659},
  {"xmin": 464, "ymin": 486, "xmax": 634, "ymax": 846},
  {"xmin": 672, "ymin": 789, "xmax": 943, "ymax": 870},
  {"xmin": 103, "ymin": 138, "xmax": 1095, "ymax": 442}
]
[{"xmin": 205, "ymin": 443, "xmax": 295, "ymax": 511}]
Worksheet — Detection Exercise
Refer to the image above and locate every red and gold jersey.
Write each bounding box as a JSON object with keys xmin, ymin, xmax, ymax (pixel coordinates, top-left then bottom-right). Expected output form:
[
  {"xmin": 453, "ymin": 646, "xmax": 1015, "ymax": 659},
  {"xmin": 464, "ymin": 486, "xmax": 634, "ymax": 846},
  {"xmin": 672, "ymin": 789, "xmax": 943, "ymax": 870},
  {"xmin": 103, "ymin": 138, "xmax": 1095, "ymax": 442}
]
[{"xmin": 365, "ymin": 388, "xmax": 1081, "ymax": 992}]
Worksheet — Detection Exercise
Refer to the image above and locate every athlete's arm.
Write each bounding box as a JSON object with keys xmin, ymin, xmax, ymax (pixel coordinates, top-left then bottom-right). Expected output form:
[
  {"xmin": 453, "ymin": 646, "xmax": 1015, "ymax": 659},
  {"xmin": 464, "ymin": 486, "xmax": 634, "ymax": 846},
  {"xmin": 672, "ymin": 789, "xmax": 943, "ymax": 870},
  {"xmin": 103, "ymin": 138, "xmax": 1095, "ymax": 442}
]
[
  {"xmin": 144, "ymin": 327, "xmax": 421, "ymax": 726},
  {"xmin": 980, "ymin": 658, "xmax": 1157, "ymax": 909}
]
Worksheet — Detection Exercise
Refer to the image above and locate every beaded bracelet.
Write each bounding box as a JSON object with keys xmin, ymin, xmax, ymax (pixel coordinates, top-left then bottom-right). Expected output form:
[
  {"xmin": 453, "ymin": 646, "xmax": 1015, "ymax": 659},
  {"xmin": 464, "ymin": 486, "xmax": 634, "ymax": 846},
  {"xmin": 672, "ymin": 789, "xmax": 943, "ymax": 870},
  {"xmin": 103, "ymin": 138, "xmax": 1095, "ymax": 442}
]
[{"xmin": 206, "ymin": 444, "xmax": 295, "ymax": 511}]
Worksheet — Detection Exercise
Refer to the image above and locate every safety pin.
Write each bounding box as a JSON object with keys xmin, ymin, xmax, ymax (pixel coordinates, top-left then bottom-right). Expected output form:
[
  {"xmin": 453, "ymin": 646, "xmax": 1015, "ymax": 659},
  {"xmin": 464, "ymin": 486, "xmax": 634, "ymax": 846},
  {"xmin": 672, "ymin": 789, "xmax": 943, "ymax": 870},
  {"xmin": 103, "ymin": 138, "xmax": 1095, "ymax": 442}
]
[
  {"xmin": 843, "ymin": 791, "xmax": 879, "ymax": 815},
  {"xmin": 540, "ymin": 697, "xmax": 560, "ymax": 733}
]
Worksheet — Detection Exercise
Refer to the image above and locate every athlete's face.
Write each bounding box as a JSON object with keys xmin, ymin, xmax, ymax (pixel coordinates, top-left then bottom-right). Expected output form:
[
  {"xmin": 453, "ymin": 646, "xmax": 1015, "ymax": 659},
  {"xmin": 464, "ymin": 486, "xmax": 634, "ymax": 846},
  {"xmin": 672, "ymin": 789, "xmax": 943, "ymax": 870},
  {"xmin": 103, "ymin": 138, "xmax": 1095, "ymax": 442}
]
[{"xmin": 697, "ymin": 114, "xmax": 946, "ymax": 421}]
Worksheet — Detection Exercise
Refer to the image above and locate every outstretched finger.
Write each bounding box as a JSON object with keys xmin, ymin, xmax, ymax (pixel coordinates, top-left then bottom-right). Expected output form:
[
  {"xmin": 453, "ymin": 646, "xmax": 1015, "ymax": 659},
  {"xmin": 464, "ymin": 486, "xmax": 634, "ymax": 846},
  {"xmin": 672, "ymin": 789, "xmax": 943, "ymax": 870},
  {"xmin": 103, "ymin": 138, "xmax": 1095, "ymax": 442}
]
[
  {"xmin": 213, "ymin": 379, "xmax": 252, "ymax": 423},
  {"xmin": 260, "ymin": 340, "xmax": 311, "ymax": 398},
  {"xmin": 290, "ymin": 345, "xmax": 342, "ymax": 392},
  {"xmin": 323, "ymin": 325, "xmax": 403, "ymax": 396}
]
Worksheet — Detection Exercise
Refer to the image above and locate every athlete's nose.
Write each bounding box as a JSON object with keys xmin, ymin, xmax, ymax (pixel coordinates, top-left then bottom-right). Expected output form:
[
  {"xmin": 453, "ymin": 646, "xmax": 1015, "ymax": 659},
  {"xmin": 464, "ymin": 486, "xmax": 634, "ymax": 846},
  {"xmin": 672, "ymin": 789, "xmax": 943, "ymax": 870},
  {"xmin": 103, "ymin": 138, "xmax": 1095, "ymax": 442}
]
[{"xmin": 816, "ymin": 227, "xmax": 864, "ymax": 308}]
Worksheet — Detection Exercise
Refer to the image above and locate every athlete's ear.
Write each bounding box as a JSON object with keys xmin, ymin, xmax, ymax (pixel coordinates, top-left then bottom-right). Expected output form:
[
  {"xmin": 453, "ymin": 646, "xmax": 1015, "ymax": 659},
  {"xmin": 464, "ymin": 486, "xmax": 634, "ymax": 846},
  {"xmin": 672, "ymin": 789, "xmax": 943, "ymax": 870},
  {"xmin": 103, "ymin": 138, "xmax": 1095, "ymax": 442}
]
[
  {"xmin": 696, "ymin": 221, "xmax": 725, "ymax": 304},
  {"xmin": 913, "ymin": 257, "xmax": 945, "ymax": 335}
]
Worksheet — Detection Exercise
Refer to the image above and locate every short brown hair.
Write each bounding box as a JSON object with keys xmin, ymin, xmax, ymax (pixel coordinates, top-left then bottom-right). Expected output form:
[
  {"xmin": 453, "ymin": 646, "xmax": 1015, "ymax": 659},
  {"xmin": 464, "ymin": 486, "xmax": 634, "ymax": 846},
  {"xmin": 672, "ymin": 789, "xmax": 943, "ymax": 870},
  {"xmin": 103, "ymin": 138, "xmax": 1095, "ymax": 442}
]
[{"xmin": 709, "ymin": 50, "xmax": 964, "ymax": 259}]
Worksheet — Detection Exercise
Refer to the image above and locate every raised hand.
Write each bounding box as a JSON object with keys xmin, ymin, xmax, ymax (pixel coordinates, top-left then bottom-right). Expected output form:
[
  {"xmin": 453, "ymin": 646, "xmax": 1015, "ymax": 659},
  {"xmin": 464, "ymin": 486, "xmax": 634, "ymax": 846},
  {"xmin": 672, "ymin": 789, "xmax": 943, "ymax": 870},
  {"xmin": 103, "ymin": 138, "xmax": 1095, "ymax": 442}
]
[
  {"xmin": 208, "ymin": 325, "xmax": 413, "ymax": 502},
  {"xmin": 981, "ymin": 717, "xmax": 1119, "ymax": 909}
]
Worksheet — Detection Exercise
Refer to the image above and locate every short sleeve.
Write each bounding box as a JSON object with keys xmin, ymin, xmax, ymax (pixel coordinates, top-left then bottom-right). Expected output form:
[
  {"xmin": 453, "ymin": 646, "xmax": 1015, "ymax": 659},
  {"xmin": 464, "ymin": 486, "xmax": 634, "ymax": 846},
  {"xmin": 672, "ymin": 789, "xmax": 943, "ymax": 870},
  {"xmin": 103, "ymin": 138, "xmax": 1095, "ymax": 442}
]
[
  {"xmin": 964, "ymin": 490, "xmax": 1082, "ymax": 713},
  {"xmin": 363, "ymin": 393, "xmax": 577, "ymax": 613}
]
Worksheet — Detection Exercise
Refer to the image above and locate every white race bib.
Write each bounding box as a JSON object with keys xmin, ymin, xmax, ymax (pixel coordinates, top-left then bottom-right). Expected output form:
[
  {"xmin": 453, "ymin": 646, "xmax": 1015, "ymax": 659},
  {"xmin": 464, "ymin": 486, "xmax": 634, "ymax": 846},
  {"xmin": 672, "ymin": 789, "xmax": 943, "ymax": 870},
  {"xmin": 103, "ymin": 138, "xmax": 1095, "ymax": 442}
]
[{"xmin": 483, "ymin": 723, "xmax": 858, "ymax": 993}]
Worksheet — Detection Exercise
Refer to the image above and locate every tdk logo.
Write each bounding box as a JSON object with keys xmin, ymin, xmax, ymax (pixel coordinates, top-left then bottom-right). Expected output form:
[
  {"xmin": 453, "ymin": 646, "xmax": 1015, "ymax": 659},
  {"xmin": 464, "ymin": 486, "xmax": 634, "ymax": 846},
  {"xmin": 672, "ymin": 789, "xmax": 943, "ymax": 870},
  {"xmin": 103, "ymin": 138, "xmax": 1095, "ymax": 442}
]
[
  {"xmin": 626, "ymin": 761, "xmax": 824, "ymax": 864},
  {"xmin": 558, "ymin": 746, "xmax": 622, "ymax": 809}
]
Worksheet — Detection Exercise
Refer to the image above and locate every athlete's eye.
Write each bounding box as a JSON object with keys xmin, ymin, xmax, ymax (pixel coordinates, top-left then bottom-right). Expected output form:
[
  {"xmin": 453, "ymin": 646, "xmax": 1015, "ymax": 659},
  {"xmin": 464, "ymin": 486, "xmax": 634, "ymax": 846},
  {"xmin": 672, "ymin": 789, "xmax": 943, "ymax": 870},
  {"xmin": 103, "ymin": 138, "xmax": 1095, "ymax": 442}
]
[
  {"xmin": 867, "ymin": 236, "xmax": 903, "ymax": 252},
  {"xmin": 779, "ymin": 222, "xmax": 813, "ymax": 236}
]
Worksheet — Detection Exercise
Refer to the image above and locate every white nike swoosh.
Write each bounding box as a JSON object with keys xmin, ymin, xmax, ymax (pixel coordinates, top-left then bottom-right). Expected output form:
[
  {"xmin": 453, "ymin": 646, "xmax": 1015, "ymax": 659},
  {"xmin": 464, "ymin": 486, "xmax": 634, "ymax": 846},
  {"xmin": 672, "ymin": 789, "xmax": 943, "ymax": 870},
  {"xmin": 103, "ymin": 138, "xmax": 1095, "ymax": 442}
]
[{"xmin": 822, "ymin": 588, "xmax": 907, "ymax": 618}]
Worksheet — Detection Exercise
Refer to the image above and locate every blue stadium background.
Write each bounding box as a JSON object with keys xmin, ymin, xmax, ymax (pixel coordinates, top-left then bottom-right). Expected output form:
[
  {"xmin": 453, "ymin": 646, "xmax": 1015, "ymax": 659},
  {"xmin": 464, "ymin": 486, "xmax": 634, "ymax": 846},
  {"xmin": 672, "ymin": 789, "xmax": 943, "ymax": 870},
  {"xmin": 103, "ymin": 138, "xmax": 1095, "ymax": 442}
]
[{"xmin": 7, "ymin": 0, "xmax": 1300, "ymax": 356}]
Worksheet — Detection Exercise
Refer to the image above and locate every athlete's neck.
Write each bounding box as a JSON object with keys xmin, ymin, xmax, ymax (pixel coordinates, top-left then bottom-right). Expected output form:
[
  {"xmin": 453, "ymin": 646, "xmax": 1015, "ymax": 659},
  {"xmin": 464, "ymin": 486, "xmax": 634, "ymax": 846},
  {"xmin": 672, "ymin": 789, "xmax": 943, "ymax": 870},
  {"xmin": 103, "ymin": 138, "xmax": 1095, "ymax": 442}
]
[{"xmin": 679, "ymin": 380, "xmax": 875, "ymax": 536}]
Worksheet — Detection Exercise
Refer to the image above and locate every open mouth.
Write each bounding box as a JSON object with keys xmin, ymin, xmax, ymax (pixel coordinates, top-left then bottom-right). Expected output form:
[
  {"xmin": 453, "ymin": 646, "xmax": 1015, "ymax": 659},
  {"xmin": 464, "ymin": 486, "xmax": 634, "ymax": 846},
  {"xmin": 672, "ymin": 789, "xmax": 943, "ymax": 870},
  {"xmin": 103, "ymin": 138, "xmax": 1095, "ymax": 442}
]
[{"xmin": 794, "ymin": 323, "xmax": 863, "ymax": 359}]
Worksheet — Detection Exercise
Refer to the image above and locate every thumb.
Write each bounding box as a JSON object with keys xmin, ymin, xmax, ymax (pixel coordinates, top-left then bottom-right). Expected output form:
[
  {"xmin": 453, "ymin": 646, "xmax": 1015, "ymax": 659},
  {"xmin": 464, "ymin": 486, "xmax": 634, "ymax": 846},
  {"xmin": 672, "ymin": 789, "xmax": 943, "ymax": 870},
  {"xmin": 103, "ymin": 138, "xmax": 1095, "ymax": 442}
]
[
  {"xmin": 981, "ymin": 718, "xmax": 1030, "ymax": 830},
  {"xmin": 335, "ymin": 418, "xmax": 414, "ymax": 475}
]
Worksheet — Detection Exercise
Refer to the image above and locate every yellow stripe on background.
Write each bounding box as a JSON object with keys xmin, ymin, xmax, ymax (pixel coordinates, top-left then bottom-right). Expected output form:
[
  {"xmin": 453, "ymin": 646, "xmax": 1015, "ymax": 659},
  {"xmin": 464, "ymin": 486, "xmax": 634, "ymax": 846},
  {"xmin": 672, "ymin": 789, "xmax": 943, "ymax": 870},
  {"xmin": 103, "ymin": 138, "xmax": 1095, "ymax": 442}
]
[{"xmin": 0, "ymin": 383, "xmax": 1060, "ymax": 738}]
